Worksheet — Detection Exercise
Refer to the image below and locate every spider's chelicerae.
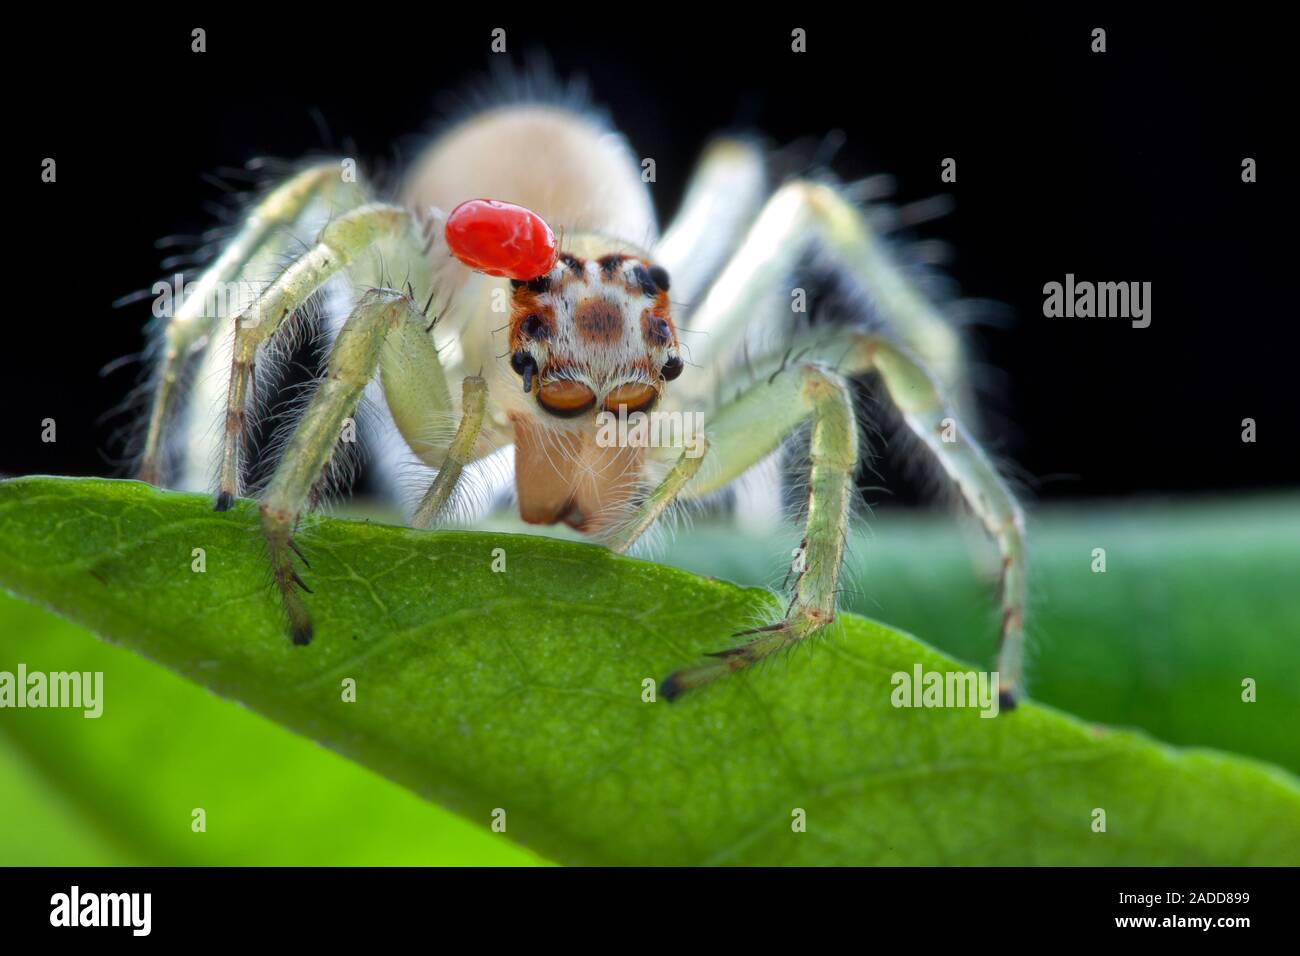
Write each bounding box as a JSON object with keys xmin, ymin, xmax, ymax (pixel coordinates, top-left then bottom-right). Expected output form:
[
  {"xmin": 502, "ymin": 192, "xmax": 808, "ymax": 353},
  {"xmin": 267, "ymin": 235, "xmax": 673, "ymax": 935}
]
[{"xmin": 134, "ymin": 85, "xmax": 1027, "ymax": 704}]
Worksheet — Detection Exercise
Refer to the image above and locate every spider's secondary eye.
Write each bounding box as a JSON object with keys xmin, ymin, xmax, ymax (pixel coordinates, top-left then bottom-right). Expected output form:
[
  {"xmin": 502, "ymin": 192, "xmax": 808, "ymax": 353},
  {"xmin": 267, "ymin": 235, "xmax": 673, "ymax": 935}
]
[
  {"xmin": 632, "ymin": 265, "xmax": 658, "ymax": 298},
  {"xmin": 510, "ymin": 351, "xmax": 538, "ymax": 392},
  {"xmin": 445, "ymin": 198, "xmax": 558, "ymax": 281},
  {"xmin": 648, "ymin": 265, "xmax": 671, "ymax": 292},
  {"xmin": 662, "ymin": 356, "xmax": 684, "ymax": 381},
  {"xmin": 646, "ymin": 317, "xmax": 672, "ymax": 344},
  {"xmin": 521, "ymin": 314, "xmax": 547, "ymax": 339}
]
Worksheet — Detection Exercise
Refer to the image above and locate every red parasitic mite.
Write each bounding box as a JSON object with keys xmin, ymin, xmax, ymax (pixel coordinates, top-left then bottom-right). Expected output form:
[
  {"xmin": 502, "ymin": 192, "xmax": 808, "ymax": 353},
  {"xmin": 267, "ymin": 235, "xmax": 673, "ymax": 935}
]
[{"xmin": 444, "ymin": 198, "xmax": 558, "ymax": 280}]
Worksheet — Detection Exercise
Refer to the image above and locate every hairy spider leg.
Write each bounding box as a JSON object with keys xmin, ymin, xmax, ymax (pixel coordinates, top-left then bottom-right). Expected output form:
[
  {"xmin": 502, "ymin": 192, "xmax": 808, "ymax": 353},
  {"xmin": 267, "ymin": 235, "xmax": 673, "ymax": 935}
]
[
  {"xmin": 258, "ymin": 289, "xmax": 484, "ymax": 644},
  {"xmin": 213, "ymin": 203, "xmax": 415, "ymax": 510},
  {"xmin": 137, "ymin": 163, "xmax": 363, "ymax": 487},
  {"xmin": 621, "ymin": 180, "xmax": 1027, "ymax": 704},
  {"xmin": 654, "ymin": 138, "xmax": 769, "ymax": 310},
  {"xmin": 673, "ymin": 180, "xmax": 971, "ymax": 412}
]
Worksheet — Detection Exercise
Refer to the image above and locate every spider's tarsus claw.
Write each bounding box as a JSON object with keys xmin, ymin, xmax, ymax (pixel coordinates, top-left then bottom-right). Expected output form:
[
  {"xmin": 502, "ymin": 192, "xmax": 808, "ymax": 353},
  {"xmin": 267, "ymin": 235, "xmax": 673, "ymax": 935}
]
[
  {"xmin": 214, "ymin": 491, "xmax": 234, "ymax": 512},
  {"xmin": 729, "ymin": 622, "xmax": 784, "ymax": 640},
  {"xmin": 661, "ymin": 655, "xmax": 735, "ymax": 697},
  {"xmin": 660, "ymin": 673, "xmax": 685, "ymax": 702},
  {"xmin": 287, "ymin": 537, "xmax": 310, "ymax": 568},
  {"xmin": 998, "ymin": 688, "xmax": 1019, "ymax": 713},
  {"xmin": 290, "ymin": 620, "xmax": 313, "ymax": 646}
]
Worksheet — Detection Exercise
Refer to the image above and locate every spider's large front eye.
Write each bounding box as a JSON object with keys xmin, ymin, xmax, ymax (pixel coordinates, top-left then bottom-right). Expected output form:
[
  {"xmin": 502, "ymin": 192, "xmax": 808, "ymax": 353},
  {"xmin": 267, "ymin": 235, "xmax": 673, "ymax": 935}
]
[
  {"xmin": 537, "ymin": 380, "xmax": 596, "ymax": 417},
  {"xmin": 661, "ymin": 356, "xmax": 684, "ymax": 381},
  {"xmin": 603, "ymin": 382, "xmax": 658, "ymax": 414}
]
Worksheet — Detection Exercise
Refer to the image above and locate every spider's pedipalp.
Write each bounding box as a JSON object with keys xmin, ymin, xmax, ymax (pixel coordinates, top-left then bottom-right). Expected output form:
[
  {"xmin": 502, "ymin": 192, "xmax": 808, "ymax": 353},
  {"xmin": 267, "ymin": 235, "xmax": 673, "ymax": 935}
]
[{"xmin": 411, "ymin": 376, "xmax": 488, "ymax": 529}]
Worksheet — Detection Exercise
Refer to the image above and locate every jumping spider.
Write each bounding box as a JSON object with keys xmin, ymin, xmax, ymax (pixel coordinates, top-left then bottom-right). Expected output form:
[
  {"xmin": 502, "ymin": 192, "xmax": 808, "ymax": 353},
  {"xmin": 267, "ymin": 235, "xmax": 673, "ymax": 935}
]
[{"xmin": 134, "ymin": 87, "xmax": 1027, "ymax": 703}]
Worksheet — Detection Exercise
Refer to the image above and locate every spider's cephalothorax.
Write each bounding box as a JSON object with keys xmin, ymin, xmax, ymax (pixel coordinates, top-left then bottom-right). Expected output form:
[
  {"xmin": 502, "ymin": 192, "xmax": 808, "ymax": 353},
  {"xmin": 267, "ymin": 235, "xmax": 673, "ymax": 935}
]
[
  {"xmin": 440, "ymin": 193, "xmax": 687, "ymax": 530},
  {"xmin": 498, "ymin": 236, "xmax": 682, "ymax": 530},
  {"xmin": 135, "ymin": 93, "xmax": 1028, "ymax": 706},
  {"xmin": 505, "ymin": 244, "xmax": 681, "ymax": 530}
]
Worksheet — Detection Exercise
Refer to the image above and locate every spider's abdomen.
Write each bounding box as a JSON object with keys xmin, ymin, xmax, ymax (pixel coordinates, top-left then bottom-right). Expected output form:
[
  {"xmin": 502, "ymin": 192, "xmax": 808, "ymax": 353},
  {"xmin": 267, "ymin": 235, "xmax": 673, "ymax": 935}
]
[{"xmin": 403, "ymin": 105, "xmax": 656, "ymax": 246}]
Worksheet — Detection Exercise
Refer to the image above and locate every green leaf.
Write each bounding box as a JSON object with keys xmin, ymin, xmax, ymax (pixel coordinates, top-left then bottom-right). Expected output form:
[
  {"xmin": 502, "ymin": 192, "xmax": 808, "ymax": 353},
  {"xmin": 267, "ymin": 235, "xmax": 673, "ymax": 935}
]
[{"xmin": 1, "ymin": 476, "xmax": 1297, "ymax": 865}]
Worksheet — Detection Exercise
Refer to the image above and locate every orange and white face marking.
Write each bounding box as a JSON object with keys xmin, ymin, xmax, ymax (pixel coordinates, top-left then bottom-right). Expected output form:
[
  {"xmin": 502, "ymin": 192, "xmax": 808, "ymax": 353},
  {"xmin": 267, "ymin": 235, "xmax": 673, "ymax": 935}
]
[
  {"xmin": 506, "ymin": 250, "xmax": 680, "ymax": 417},
  {"xmin": 503, "ymin": 248, "xmax": 683, "ymax": 530}
]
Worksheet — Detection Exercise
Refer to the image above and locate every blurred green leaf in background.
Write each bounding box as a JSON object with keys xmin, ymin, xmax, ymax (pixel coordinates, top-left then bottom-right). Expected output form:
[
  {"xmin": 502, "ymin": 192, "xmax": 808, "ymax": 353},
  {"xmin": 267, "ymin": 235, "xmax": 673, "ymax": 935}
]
[{"xmin": 0, "ymin": 596, "xmax": 539, "ymax": 866}]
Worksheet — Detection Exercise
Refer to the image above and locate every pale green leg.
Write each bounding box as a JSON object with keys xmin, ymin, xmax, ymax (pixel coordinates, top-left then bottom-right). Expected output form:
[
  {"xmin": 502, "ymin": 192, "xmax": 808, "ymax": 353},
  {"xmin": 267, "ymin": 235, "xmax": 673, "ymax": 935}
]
[
  {"xmin": 678, "ymin": 180, "xmax": 970, "ymax": 411},
  {"xmin": 258, "ymin": 290, "xmax": 466, "ymax": 644},
  {"xmin": 799, "ymin": 182, "xmax": 972, "ymax": 407},
  {"xmin": 630, "ymin": 326, "xmax": 1027, "ymax": 704},
  {"xmin": 138, "ymin": 163, "xmax": 359, "ymax": 485},
  {"xmin": 862, "ymin": 337, "xmax": 1028, "ymax": 706},
  {"xmin": 654, "ymin": 137, "xmax": 768, "ymax": 309},
  {"xmin": 215, "ymin": 203, "xmax": 413, "ymax": 510},
  {"xmin": 656, "ymin": 363, "xmax": 860, "ymax": 699}
]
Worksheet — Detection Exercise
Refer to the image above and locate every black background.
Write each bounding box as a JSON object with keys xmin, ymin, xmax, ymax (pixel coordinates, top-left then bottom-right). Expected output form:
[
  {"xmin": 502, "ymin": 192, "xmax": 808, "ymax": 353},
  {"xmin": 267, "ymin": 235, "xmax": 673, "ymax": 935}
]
[
  {"xmin": 0, "ymin": 866, "xmax": 1290, "ymax": 941},
  {"xmin": 8, "ymin": 7, "xmax": 1293, "ymax": 503}
]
